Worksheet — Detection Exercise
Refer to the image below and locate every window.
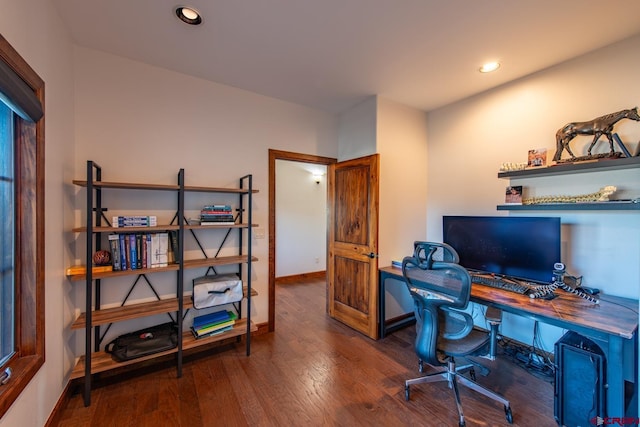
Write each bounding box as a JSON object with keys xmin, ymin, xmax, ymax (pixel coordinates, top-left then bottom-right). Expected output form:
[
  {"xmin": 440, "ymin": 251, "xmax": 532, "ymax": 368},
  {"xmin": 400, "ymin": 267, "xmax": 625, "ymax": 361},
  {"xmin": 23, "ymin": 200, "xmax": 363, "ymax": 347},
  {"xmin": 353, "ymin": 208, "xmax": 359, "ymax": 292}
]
[
  {"xmin": 0, "ymin": 34, "xmax": 45, "ymax": 417},
  {"xmin": 0, "ymin": 100, "xmax": 15, "ymax": 367}
]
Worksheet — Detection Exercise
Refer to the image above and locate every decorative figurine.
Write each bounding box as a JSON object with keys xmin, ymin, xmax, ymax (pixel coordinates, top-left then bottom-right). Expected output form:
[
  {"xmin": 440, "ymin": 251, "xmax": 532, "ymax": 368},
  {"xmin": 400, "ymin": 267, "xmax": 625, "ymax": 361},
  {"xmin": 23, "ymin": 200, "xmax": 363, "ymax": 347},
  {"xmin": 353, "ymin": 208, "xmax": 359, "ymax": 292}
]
[
  {"xmin": 553, "ymin": 107, "xmax": 640, "ymax": 162},
  {"xmin": 522, "ymin": 185, "xmax": 616, "ymax": 205}
]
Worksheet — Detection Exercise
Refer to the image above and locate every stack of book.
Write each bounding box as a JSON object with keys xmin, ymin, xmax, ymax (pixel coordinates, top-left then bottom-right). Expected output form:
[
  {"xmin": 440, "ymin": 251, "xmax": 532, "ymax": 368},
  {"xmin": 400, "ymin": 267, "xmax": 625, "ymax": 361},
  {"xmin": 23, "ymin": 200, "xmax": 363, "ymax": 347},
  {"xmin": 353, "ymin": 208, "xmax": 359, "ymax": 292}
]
[
  {"xmin": 200, "ymin": 204, "xmax": 235, "ymax": 225},
  {"xmin": 112, "ymin": 215, "xmax": 157, "ymax": 228},
  {"xmin": 191, "ymin": 310, "xmax": 238, "ymax": 339}
]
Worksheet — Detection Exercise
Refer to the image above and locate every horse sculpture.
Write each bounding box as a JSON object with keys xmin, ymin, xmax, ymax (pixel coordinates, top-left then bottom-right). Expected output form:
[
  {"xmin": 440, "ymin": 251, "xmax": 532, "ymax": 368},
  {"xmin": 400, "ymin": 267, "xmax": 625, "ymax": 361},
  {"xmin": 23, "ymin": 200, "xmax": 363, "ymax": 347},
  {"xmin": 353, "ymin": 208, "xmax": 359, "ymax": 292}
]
[{"xmin": 553, "ymin": 107, "xmax": 640, "ymax": 161}]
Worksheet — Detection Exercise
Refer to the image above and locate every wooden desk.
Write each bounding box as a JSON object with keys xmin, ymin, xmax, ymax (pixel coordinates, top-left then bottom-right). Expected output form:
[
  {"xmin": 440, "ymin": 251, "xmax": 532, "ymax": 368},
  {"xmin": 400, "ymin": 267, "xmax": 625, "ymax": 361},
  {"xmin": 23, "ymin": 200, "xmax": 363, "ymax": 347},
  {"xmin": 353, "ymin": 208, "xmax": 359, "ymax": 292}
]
[{"xmin": 378, "ymin": 265, "xmax": 639, "ymax": 418}]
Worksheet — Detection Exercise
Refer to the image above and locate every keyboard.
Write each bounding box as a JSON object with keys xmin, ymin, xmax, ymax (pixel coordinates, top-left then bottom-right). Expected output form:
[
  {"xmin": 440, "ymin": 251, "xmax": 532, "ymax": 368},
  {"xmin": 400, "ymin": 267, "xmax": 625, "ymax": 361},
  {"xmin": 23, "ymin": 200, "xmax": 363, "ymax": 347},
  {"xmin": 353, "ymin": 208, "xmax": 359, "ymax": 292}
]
[{"xmin": 470, "ymin": 273, "xmax": 532, "ymax": 295}]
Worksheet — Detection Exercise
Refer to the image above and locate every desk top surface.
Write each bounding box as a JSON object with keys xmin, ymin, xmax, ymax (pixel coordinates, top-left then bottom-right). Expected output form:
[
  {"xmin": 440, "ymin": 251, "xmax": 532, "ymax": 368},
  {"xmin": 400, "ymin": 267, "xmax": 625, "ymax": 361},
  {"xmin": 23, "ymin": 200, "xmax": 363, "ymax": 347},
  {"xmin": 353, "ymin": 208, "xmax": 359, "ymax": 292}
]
[{"xmin": 380, "ymin": 265, "xmax": 639, "ymax": 340}]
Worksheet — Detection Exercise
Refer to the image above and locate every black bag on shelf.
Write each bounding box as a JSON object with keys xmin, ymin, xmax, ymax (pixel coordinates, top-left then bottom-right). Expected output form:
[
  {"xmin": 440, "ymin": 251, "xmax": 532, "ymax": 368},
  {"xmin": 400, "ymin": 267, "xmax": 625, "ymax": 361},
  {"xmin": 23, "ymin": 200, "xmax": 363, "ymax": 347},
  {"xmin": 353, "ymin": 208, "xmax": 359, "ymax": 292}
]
[{"xmin": 105, "ymin": 322, "xmax": 178, "ymax": 362}]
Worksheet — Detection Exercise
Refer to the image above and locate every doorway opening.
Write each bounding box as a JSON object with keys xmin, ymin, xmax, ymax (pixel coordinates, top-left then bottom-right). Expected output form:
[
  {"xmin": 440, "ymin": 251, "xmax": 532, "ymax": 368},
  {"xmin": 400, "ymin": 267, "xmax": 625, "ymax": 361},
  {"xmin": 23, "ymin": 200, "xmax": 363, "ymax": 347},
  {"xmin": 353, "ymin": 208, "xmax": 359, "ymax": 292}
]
[{"xmin": 268, "ymin": 149, "xmax": 336, "ymax": 332}]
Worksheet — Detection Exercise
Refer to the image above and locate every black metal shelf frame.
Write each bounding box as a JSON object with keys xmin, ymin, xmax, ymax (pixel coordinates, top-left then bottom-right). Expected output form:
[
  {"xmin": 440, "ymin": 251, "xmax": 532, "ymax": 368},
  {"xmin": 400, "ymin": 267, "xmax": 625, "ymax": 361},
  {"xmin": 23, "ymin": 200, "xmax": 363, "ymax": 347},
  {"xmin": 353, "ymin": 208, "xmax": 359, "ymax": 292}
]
[{"xmin": 79, "ymin": 161, "xmax": 254, "ymax": 406}]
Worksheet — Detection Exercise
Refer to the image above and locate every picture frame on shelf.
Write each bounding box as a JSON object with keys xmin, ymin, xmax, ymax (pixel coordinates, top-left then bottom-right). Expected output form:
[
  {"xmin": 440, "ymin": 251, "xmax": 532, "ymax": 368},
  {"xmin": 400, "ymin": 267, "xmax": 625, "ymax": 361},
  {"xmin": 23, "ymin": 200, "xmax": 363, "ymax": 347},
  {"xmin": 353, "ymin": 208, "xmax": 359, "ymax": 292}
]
[
  {"xmin": 527, "ymin": 148, "xmax": 547, "ymax": 167},
  {"xmin": 505, "ymin": 186, "xmax": 523, "ymax": 204}
]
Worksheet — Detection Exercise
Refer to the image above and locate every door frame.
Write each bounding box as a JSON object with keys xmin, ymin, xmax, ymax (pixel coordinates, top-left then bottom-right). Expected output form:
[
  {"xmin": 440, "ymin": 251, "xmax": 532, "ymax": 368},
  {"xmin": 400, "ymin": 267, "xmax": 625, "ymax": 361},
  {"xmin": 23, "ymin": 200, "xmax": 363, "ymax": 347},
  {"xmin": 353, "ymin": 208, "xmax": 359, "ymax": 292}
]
[{"xmin": 268, "ymin": 149, "xmax": 337, "ymax": 332}]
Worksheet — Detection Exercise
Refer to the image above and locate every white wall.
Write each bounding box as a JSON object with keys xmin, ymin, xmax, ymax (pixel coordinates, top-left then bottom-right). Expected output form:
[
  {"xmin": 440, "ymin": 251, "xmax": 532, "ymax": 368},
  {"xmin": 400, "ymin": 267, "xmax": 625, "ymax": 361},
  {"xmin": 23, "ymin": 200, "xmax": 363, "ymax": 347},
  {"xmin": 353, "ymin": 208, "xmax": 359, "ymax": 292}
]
[
  {"xmin": 426, "ymin": 34, "xmax": 640, "ymax": 350},
  {"xmin": 338, "ymin": 96, "xmax": 378, "ymax": 161},
  {"xmin": 0, "ymin": 0, "xmax": 76, "ymax": 425},
  {"xmin": 376, "ymin": 98, "xmax": 429, "ymax": 318},
  {"xmin": 275, "ymin": 160, "xmax": 327, "ymax": 277},
  {"xmin": 72, "ymin": 46, "xmax": 339, "ymax": 348}
]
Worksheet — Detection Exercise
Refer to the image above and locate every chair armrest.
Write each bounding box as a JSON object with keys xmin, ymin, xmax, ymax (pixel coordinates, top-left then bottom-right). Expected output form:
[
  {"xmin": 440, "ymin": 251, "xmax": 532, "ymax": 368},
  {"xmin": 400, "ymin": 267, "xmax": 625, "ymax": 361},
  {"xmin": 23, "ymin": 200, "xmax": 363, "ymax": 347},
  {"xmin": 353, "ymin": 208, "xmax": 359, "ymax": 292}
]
[
  {"xmin": 485, "ymin": 306, "xmax": 502, "ymax": 324},
  {"xmin": 485, "ymin": 306, "xmax": 502, "ymax": 360}
]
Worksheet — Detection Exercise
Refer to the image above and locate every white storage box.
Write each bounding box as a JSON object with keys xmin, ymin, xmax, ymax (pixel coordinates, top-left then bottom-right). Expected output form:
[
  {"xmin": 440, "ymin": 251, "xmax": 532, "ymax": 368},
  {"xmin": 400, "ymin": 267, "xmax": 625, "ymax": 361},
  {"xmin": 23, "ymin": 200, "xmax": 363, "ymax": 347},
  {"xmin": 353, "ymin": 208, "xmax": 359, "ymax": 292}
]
[{"xmin": 192, "ymin": 274, "xmax": 243, "ymax": 309}]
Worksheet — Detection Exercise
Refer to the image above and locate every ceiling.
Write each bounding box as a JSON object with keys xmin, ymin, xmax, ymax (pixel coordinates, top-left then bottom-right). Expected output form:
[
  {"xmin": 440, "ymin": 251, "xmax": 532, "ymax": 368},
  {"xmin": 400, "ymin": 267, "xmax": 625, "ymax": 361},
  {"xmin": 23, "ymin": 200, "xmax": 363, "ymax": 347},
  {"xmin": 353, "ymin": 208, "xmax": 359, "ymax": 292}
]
[{"xmin": 53, "ymin": 0, "xmax": 640, "ymax": 114}]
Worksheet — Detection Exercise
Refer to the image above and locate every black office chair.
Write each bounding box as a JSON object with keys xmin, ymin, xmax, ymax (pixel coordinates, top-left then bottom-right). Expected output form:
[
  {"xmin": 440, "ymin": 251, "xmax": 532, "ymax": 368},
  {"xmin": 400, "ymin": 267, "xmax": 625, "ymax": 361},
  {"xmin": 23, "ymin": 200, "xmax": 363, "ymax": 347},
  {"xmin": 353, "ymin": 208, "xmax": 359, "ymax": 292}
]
[{"xmin": 402, "ymin": 242, "xmax": 513, "ymax": 427}]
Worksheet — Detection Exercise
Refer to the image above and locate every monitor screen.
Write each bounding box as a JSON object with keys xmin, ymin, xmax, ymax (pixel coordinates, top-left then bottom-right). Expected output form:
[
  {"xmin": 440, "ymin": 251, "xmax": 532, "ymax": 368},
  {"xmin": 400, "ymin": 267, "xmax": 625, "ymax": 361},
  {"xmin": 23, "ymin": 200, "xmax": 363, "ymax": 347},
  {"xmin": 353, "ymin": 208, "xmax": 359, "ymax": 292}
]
[{"xmin": 442, "ymin": 216, "xmax": 561, "ymax": 284}]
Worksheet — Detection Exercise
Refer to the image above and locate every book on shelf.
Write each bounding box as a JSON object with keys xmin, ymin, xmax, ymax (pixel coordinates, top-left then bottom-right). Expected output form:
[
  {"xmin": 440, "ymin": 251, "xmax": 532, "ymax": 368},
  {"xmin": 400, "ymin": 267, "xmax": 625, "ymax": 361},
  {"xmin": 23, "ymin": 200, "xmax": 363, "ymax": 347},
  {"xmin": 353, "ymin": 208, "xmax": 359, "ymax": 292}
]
[
  {"xmin": 112, "ymin": 215, "xmax": 157, "ymax": 228},
  {"xmin": 108, "ymin": 234, "xmax": 121, "ymax": 271},
  {"xmin": 146, "ymin": 234, "xmax": 152, "ymax": 269},
  {"xmin": 200, "ymin": 214, "xmax": 235, "ymax": 220},
  {"xmin": 151, "ymin": 232, "xmax": 169, "ymax": 268},
  {"xmin": 128, "ymin": 234, "xmax": 138, "ymax": 270},
  {"xmin": 66, "ymin": 264, "xmax": 113, "ymax": 275},
  {"xmin": 202, "ymin": 205, "xmax": 231, "ymax": 211},
  {"xmin": 192, "ymin": 309, "xmax": 235, "ymax": 328},
  {"xmin": 192, "ymin": 318, "xmax": 236, "ymax": 335},
  {"xmin": 135, "ymin": 234, "xmax": 142, "ymax": 269},
  {"xmin": 391, "ymin": 260, "xmax": 402, "ymax": 269},
  {"xmin": 191, "ymin": 325, "xmax": 234, "ymax": 339},
  {"xmin": 169, "ymin": 231, "xmax": 179, "ymax": 263},
  {"xmin": 119, "ymin": 234, "xmax": 127, "ymax": 271},
  {"xmin": 141, "ymin": 233, "xmax": 148, "ymax": 269}
]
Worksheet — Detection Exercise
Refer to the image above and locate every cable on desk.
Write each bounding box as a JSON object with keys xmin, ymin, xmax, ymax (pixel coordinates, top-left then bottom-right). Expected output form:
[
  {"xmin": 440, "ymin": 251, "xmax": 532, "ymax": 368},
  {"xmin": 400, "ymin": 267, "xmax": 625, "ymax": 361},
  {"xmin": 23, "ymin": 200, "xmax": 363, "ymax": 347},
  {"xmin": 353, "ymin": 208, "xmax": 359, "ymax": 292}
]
[{"xmin": 497, "ymin": 336, "xmax": 555, "ymax": 383}]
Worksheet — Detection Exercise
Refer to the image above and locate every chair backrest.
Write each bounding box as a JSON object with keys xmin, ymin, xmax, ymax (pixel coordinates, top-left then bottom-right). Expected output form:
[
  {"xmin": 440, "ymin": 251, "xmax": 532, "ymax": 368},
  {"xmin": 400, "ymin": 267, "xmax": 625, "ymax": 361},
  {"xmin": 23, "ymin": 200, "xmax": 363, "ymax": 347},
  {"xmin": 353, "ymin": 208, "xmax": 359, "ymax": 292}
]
[
  {"xmin": 402, "ymin": 244, "xmax": 472, "ymax": 366},
  {"xmin": 412, "ymin": 241, "xmax": 460, "ymax": 266}
]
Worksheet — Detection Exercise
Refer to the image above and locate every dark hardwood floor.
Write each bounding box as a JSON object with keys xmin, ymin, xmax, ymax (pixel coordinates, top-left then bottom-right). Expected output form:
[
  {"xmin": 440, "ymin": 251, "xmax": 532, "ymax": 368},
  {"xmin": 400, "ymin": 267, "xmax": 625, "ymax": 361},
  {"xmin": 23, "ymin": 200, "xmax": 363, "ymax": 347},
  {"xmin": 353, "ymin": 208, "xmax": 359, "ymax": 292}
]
[{"xmin": 55, "ymin": 279, "xmax": 556, "ymax": 426}]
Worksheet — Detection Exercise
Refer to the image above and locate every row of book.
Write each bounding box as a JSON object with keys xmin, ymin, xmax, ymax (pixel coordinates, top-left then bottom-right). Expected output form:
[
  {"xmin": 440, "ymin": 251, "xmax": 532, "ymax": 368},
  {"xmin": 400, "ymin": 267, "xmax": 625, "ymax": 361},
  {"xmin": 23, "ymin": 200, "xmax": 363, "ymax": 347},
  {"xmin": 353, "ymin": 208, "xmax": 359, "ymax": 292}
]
[
  {"xmin": 200, "ymin": 204, "xmax": 235, "ymax": 225},
  {"xmin": 107, "ymin": 232, "xmax": 179, "ymax": 271},
  {"xmin": 191, "ymin": 309, "xmax": 237, "ymax": 339}
]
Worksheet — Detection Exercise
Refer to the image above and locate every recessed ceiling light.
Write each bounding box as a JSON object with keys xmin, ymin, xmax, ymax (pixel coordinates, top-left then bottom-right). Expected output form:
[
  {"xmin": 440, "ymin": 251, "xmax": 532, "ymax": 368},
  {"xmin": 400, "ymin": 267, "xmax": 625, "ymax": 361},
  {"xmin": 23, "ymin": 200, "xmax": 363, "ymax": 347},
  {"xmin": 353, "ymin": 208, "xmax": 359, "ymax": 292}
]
[
  {"xmin": 479, "ymin": 62, "xmax": 500, "ymax": 73},
  {"xmin": 175, "ymin": 6, "xmax": 203, "ymax": 25}
]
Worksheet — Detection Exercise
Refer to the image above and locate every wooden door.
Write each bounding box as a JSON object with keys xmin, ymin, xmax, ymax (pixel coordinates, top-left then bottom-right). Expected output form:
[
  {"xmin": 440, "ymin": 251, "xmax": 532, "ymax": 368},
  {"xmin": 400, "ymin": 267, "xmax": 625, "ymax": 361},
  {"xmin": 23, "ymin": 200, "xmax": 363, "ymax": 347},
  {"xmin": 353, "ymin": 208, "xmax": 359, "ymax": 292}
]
[{"xmin": 327, "ymin": 154, "xmax": 379, "ymax": 339}]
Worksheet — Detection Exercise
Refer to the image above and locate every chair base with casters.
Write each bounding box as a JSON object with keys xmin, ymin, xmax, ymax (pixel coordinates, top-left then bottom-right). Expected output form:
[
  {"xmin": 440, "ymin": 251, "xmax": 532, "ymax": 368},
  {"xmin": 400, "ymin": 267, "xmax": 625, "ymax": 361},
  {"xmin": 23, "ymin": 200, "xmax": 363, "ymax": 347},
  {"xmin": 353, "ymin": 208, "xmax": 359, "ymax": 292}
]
[{"xmin": 405, "ymin": 354, "xmax": 513, "ymax": 427}]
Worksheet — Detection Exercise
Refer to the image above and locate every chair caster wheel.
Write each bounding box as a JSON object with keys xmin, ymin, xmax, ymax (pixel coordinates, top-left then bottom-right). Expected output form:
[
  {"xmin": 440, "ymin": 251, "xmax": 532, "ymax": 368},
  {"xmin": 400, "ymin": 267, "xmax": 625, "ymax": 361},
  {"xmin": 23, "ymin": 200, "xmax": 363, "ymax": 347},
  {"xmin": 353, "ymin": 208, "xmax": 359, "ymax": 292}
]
[
  {"xmin": 504, "ymin": 405, "xmax": 513, "ymax": 424},
  {"xmin": 469, "ymin": 368, "xmax": 476, "ymax": 381},
  {"xmin": 405, "ymin": 385, "xmax": 410, "ymax": 401},
  {"xmin": 459, "ymin": 421, "xmax": 465, "ymax": 427}
]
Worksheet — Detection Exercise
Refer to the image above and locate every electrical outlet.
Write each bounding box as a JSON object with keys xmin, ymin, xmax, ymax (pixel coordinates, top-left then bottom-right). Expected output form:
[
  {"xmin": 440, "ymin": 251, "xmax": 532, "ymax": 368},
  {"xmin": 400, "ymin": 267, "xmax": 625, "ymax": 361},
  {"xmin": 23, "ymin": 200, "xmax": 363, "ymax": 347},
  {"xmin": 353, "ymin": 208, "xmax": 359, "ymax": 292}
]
[
  {"xmin": 255, "ymin": 228, "xmax": 265, "ymax": 239},
  {"xmin": 315, "ymin": 257, "xmax": 319, "ymax": 264}
]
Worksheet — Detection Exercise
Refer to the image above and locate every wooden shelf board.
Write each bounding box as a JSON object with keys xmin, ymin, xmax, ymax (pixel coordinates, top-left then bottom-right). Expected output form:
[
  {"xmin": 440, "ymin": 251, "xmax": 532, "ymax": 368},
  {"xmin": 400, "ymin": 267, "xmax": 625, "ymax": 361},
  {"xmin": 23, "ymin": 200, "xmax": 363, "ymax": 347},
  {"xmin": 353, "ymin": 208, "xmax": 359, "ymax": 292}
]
[
  {"xmin": 73, "ymin": 180, "xmax": 260, "ymax": 194},
  {"xmin": 67, "ymin": 264, "xmax": 180, "ymax": 281},
  {"xmin": 72, "ymin": 224, "xmax": 258, "ymax": 233},
  {"xmin": 72, "ymin": 225, "xmax": 181, "ymax": 233},
  {"xmin": 185, "ymin": 223, "xmax": 258, "ymax": 230},
  {"xmin": 183, "ymin": 185, "xmax": 259, "ymax": 194},
  {"xmin": 498, "ymin": 155, "xmax": 640, "ymax": 179},
  {"xmin": 183, "ymin": 255, "xmax": 259, "ymax": 270},
  {"xmin": 71, "ymin": 298, "xmax": 180, "ymax": 329},
  {"xmin": 73, "ymin": 288, "xmax": 258, "ymax": 329},
  {"xmin": 497, "ymin": 201, "xmax": 640, "ymax": 211},
  {"xmin": 70, "ymin": 319, "xmax": 255, "ymax": 380},
  {"xmin": 72, "ymin": 180, "xmax": 179, "ymax": 191}
]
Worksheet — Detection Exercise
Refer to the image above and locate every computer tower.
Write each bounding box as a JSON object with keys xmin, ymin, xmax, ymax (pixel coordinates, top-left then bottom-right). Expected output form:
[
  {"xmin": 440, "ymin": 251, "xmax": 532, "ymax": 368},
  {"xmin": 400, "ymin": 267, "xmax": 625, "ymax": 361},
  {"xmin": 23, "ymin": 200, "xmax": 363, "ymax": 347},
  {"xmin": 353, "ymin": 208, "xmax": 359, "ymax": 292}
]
[{"xmin": 554, "ymin": 331, "xmax": 606, "ymax": 427}]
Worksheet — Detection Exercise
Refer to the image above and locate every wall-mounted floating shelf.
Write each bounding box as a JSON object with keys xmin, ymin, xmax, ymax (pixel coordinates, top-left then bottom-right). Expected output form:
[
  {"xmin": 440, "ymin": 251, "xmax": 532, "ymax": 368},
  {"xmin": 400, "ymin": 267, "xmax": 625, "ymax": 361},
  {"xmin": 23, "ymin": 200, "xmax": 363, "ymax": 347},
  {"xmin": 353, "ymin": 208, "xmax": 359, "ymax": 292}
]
[{"xmin": 498, "ymin": 156, "xmax": 640, "ymax": 179}]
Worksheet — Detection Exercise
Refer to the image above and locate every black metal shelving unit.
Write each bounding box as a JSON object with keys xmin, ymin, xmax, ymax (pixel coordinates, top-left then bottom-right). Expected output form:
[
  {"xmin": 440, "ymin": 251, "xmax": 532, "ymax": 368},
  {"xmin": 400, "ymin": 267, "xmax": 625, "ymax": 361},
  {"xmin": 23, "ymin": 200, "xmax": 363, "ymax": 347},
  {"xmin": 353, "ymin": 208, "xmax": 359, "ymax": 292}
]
[{"xmin": 71, "ymin": 161, "xmax": 257, "ymax": 406}]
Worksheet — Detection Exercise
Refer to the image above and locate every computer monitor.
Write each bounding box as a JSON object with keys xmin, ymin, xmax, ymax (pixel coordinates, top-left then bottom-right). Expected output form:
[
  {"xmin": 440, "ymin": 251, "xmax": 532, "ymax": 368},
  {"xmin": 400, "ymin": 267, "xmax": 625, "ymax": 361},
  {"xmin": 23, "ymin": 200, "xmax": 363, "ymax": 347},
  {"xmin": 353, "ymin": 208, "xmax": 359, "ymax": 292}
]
[{"xmin": 442, "ymin": 215, "xmax": 561, "ymax": 284}]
